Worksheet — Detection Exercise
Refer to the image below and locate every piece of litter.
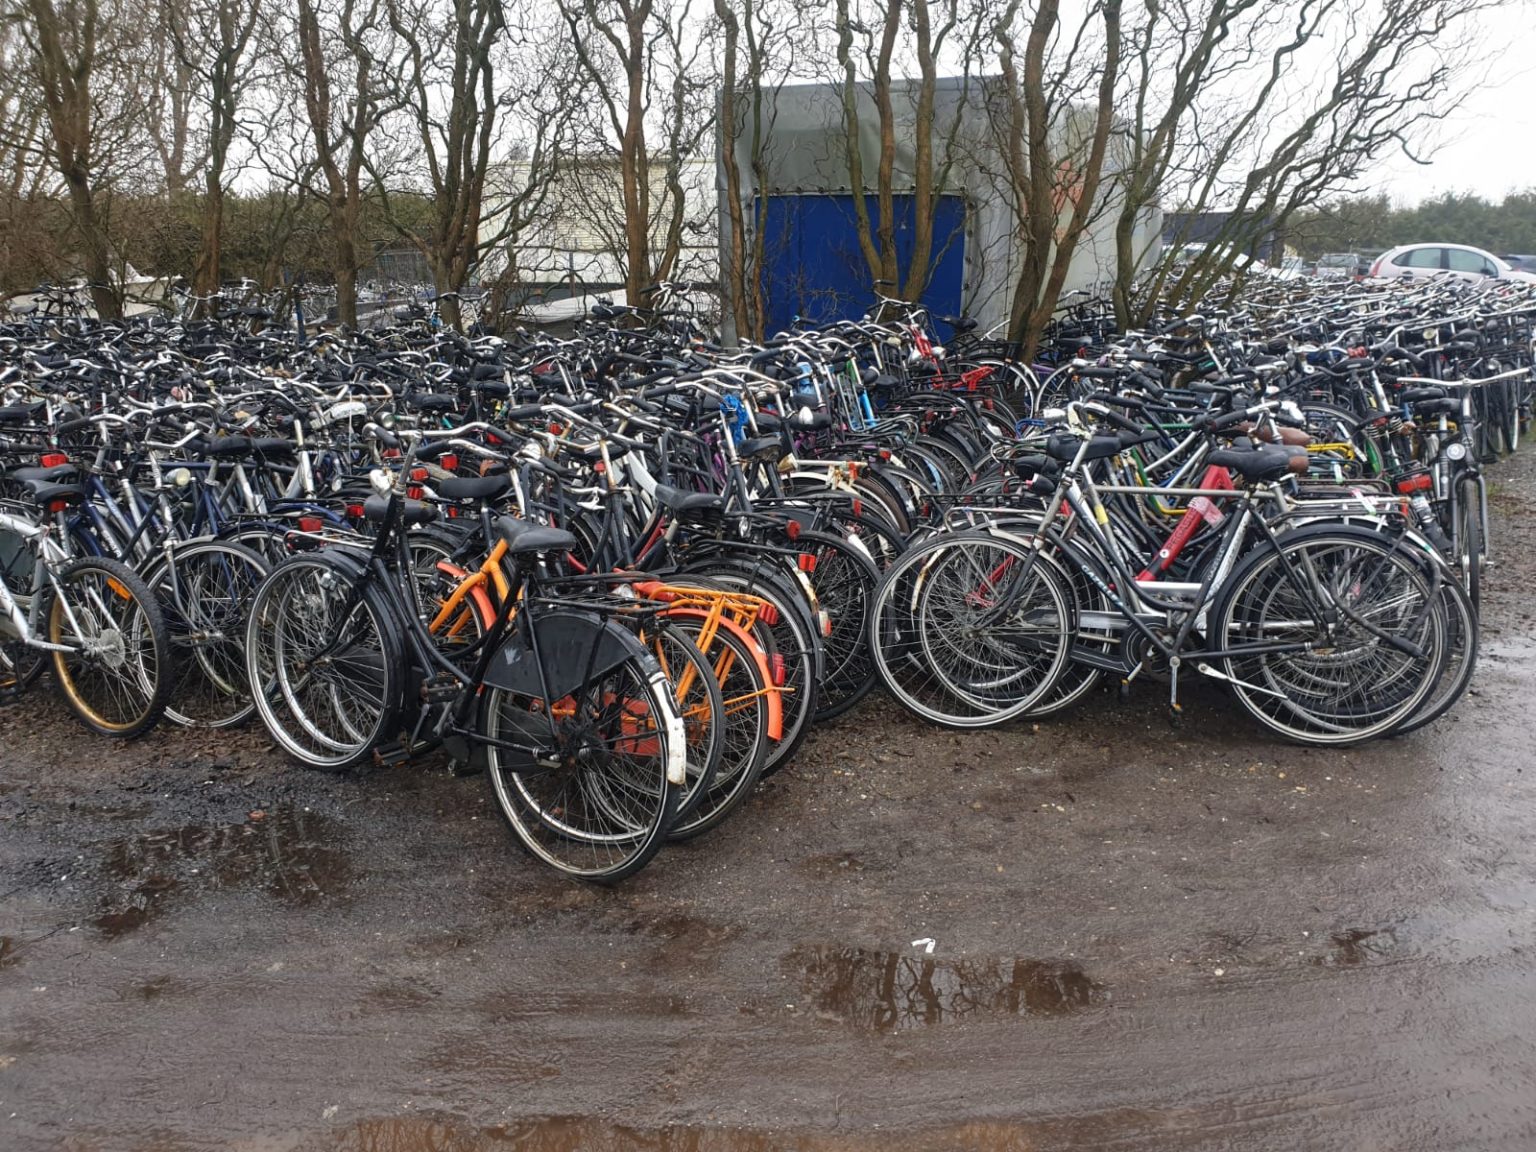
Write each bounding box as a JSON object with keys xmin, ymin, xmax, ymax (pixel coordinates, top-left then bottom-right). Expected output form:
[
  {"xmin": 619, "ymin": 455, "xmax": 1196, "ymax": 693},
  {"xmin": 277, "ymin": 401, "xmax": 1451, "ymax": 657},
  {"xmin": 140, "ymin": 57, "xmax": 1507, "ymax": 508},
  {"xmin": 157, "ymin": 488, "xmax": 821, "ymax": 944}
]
[
  {"xmin": 1214, "ymin": 968, "xmax": 1225, "ymax": 976},
  {"xmin": 911, "ymin": 938, "xmax": 936, "ymax": 954}
]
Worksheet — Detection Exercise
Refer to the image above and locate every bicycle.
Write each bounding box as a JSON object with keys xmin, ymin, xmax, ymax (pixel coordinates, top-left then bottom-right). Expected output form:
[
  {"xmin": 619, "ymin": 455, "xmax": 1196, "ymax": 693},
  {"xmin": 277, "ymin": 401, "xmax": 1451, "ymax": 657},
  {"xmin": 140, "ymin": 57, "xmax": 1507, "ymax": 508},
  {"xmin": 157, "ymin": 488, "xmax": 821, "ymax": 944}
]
[{"xmin": 243, "ymin": 436, "xmax": 688, "ymax": 881}]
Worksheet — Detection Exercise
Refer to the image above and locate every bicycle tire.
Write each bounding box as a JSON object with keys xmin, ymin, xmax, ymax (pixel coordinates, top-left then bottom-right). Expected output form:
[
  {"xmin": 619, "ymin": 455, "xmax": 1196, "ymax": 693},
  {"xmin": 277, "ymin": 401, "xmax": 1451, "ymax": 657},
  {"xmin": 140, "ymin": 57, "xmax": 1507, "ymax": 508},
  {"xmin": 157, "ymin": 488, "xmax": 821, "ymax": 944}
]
[
  {"xmin": 1209, "ymin": 525, "xmax": 1447, "ymax": 745},
  {"xmin": 645, "ymin": 621, "xmax": 725, "ymax": 825},
  {"xmin": 48, "ymin": 556, "xmax": 172, "ymax": 738},
  {"xmin": 482, "ymin": 621, "xmax": 680, "ymax": 883},
  {"xmin": 144, "ymin": 539, "xmax": 269, "ymax": 728},
  {"xmin": 664, "ymin": 616, "xmax": 772, "ymax": 841},
  {"xmin": 869, "ymin": 531, "xmax": 1073, "ymax": 728},
  {"xmin": 245, "ymin": 552, "xmax": 402, "ymax": 770}
]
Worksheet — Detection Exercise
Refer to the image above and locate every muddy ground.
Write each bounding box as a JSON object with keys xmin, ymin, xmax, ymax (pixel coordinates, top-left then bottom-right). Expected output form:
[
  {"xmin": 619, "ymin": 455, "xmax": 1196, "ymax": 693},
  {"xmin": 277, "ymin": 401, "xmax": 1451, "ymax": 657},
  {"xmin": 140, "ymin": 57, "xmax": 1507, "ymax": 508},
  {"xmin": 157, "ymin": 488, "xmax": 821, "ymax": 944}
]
[{"xmin": 5, "ymin": 452, "xmax": 1536, "ymax": 1152}]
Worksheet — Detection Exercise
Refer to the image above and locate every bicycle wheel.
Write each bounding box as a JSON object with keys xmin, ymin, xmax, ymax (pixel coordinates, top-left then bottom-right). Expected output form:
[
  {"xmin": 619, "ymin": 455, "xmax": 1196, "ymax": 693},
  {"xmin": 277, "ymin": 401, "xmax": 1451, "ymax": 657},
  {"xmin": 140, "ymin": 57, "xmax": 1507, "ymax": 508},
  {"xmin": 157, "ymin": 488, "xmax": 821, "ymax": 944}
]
[
  {"xmin": 645, "ymin": 621, "xmax": 725, "ymax": 825},
  {"xmin": 1210, "ymin": 526, "xmax": 1446, "ymax": 745},
  {"xmin": 664, "ymin": 616, "xmax": 772, "ymax": 841},
  {"xmin": 796, "ymin": 529, "xmax": 881, "ymax": 721},
  {"xmin": 146, "ymin": 540, "xmax": 269, "ymax": 728},
  {"xmin": 1454, "ymin": 476, "xmax": 1483, "ymax": 616},
  {"xmin": 245, "ymin": 554, "xmax": 402, "ymax": 770},
  {"xmin": 0, "ymin": 641, "xmax": 46, "ymax": 695},
  {"xmin": 696, "ymin": 562, "xmax": 821, "ymax": 775},
  {"xmin": 482, "ymin": 634, "xmax": 681, "ymax": 883},
  {"xmin": 1393, "ymin": 571, "xmax": 1478, "ymax": 735},
  {"xmin": 48, "ymin": 556, "xmax": 172, "ymax": 738},
  {"xmin": 870, "ymin": 531, "xmax": 1073, "ymax": 728}
]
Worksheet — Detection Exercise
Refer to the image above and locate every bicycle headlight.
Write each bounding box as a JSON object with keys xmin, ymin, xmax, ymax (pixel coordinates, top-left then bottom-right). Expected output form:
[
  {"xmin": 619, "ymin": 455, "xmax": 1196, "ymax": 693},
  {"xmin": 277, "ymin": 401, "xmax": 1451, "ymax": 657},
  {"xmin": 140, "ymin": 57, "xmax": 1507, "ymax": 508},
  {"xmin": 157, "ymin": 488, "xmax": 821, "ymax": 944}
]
[{"xmin": 1444, "ymin": 442, "xmax": 1468, "ymax": 462}]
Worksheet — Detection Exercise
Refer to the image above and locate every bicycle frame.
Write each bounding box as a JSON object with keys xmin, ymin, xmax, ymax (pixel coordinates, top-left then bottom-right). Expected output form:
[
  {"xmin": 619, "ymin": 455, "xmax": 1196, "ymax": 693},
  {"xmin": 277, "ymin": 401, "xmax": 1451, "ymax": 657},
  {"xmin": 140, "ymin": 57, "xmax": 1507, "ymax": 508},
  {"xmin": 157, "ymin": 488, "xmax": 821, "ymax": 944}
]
[{"xmin": 0, "ymin": 509, "xmax": 95, "ymax": 654}]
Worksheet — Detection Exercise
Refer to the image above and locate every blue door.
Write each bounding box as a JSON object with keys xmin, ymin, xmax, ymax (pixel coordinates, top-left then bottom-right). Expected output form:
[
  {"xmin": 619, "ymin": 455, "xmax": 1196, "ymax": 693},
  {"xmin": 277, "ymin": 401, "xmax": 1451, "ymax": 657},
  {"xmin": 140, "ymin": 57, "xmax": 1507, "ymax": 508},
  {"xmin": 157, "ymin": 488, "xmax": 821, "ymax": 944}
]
[{"xmin": 757, "ymin": 193, "xmax": 967, "ymax": 337}]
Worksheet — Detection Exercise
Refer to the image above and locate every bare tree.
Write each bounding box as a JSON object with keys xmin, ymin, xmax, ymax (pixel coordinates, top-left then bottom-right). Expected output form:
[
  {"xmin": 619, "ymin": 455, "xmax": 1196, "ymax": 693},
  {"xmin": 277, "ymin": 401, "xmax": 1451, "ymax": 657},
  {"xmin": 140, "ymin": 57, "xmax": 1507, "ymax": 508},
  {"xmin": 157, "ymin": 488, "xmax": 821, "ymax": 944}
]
[
  {"xmin": 1114, "ymin": 0, "xmax": 1504, "ymax": 324},
  {"xmin": 558, "ymin": 0, "xmax": 711, "ymax": 308},
  {"xmin": 291, "ymin": 0, "xmax": 403, "ymax": 326},
  {"xmin": 987, "ymin": 0, "xmax": 1122, "ymax": 354},
  {"xmin": 10, "ymin": 0, "xmax": 143, "ymax": 316},
  {"xmin": 826, "ymin": 0, "xmax": 983, "ymax": 305},
  {"xmin": 142, "ymin": 10, "xmax": 203, "ymax": 194},
  {"xmin": 166, "ymin": 0, "xmax": 261, "ymax": 301},
  {"xmin": 378, "ymin": 0, "xmax": 566, "ymax": 330}
]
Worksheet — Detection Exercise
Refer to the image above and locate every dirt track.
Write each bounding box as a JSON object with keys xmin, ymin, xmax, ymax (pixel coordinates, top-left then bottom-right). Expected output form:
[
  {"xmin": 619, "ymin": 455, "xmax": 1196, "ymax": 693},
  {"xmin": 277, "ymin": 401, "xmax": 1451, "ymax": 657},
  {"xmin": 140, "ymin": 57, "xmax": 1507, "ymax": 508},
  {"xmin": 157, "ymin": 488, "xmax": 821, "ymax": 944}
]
[{"xmin": 4, "ymin": 450, "xmax": 1536, "ymax": 1151}]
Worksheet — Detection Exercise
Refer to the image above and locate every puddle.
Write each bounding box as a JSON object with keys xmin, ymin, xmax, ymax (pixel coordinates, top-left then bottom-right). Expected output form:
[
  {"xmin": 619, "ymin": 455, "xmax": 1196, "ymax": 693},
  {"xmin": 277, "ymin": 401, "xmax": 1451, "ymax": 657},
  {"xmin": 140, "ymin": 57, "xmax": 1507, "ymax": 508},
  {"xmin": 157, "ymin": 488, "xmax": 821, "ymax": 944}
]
[
  {"xmin": 294, "ymin": 1114, "xmax": 1062, "ymax": 1151},
  {"xmin": 93, "ymin": 807, "xmax": 349, "ymax": 938},
  {"xmin": 1312, "ymin": 926, "xmax": 1406, "ymax": 968},
  {"xmin": 785, "ymin": 945, "xmax": 1104, "ymax": 1032}
]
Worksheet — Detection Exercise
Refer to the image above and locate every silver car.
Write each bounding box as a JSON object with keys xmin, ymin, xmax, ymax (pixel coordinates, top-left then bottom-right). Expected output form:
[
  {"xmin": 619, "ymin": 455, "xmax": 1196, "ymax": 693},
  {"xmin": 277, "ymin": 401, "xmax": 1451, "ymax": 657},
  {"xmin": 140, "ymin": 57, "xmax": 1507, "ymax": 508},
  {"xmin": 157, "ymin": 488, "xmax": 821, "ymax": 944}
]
[{"xmin": 1369, "ymin": 243, "xmax": 1536, "ymax": 283}]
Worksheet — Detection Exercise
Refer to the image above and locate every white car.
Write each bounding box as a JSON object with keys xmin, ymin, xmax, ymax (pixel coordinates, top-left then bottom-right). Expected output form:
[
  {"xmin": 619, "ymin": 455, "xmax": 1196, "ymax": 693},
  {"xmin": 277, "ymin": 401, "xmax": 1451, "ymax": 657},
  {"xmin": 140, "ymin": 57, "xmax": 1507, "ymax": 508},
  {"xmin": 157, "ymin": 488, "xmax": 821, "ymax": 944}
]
[{"xmin": 1369, "ymin": 243, "xmax": 1536, "ymax": 284}]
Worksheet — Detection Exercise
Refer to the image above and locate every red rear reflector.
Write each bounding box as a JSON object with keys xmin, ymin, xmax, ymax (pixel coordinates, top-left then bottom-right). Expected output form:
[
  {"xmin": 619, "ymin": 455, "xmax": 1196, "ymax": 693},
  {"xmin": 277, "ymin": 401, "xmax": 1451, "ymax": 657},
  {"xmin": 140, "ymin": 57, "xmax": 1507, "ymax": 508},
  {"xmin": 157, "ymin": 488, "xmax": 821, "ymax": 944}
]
[
  {"xmin": 768, "ymin": 653, "xmax": 786, "ymax": 687},
  {"xmin": 407, "ymin": 486, "xmax": 423, "ymax": 500},
  {"xmin": 441, "ymin": 454, "xmax": 459, "ymax": 472},
  {"xmin": 758, "ymin": 603, "xmax": 779, "ymax": 626},
  {"xmin": 798, "ymin": 553, "xmax": 817, "ymax": 574},
  {"xmin": 1395, "ymin": 474, "xmax": 1432, "ymax": 493},
  {"xmin": 785, "ymin": 520, "xmax": 801, "ymax": 540},
  {"xmin": 47, "ymin": 499, "xmax": 68, "ymax": 514},
  {"xmin": 41, "ymin": 453, "xmax": 68, "ymax": 467},
  {"xmin": 297, "ymin": 516, "xmax": 323, "ymax": 533},
  {"xmin": 383, "ymin": 448, "xmax": 401, "ymax": 459},
  {"xmin": 346, "ymin": 504, "xmax": 364, "ymax": 518},
  {"xmin": 410, "ymin": 467, "xmax": 428, "ymax": 482}
]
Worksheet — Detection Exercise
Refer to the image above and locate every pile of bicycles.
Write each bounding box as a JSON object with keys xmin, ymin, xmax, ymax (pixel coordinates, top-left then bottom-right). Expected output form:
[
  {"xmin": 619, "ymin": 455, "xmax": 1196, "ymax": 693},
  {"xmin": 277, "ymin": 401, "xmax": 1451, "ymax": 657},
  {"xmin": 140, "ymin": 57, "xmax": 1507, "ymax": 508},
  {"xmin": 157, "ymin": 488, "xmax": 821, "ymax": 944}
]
[{"xmin": 0, "ymin": 272, "xmax": 1530, "ymax": 879}]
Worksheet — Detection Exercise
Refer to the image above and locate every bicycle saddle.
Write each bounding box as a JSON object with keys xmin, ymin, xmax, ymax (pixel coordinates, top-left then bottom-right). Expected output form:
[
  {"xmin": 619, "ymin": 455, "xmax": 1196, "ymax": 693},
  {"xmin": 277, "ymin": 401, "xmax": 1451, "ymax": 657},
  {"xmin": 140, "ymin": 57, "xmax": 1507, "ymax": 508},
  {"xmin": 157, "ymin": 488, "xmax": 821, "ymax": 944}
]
[
  {"xmin": 737, "ymin": 435, "xmax": 783, "ymax": 461},
  {"xmin": 404, "ymin": 392, "xmax": 455, "ymax": 413},
  {"xmin": 653, "ymin": 482, "xmax": 725, "ymax": 517},
  {"xmin": 249, "ymin": 437, "xmax": 296, "ymax": 459},
  {"xmin": 24, "ymin": 479, "xmax": 85, "ymax": 506},
  {"xmin": 362, "ymin": 493, "xmax": 437, "ymax": 526},
  {"xmin": 1046, "ymin": 432, "xmax": 1137, "ymax": 462},
  {"xmin": 0, "ymin": 401, "xmax": 45, "ymax": 423},
  {"xmin": 494, "ymin": 516, "xmax": 577, "ymax": 555},
  {"xmin": 1206, "ymin": 446, "xmax": 1307, "ymax": 484},
  {"xmin": 436, "ymin": 474, "xmax": 509, "ymax": 502},
  {"xmin": 5, "ymin": 462, "xmax": 78, "ymax": 483}
]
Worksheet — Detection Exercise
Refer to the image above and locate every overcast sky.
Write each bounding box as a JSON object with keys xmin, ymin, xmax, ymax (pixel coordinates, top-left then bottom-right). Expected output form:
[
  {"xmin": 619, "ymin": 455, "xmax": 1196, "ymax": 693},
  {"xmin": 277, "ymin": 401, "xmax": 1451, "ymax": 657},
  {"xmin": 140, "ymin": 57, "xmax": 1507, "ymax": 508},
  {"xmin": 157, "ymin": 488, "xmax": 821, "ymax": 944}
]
[{"xmin": 1370, "ymin": 5, "xmax": 1536, "ymax": 203}]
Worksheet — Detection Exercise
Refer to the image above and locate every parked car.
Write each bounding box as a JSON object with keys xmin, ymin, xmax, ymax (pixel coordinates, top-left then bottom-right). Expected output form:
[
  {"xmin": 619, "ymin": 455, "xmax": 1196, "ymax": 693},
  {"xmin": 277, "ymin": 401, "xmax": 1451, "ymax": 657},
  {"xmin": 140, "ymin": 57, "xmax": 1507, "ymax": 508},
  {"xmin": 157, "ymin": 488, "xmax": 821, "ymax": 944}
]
[
  {"xmin": 1369, "ymin": 243, "xmax": 1536, "ymax": 283},
  {"xmin": 1314, "ymin": 252, "xmax": 1368, "ymax": 278}
]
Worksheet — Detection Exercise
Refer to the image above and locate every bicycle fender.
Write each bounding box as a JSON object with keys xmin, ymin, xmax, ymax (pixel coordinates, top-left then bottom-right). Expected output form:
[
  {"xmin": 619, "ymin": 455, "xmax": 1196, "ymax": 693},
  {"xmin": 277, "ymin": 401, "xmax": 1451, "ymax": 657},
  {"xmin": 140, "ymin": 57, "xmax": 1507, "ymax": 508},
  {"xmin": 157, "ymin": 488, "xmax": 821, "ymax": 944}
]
[
  {"xmin": 434, "ymin": 560, "xmax": 497, "ymax": 630},
  {"xmin": 484, "ymin": 609, "xmax": 636, "ymax": 700},
  {"xmin": 658, "ymin": 605, "xmax": 784, "ymax": 741},
  {"xmin": 484, "ymin": 611, "xmax": 687, "ymax": 785}
]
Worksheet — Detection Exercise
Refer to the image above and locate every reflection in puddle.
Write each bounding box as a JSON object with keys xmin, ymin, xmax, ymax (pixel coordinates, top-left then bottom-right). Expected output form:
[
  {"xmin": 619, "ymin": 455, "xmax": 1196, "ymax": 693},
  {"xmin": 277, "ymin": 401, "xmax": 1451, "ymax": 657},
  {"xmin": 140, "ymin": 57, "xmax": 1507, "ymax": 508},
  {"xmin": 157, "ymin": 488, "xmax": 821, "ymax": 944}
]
[
  {"xmin": 786, "ymin": 945, "xmax": 1104, "ymax": 1032},
  {"xmin": 1313, "ymin": 927, "xmax": 1404, "ymax": 968},
  {"xmin": 300, "ymin": 1115, "xmax": 1046, "ymax": 1151},
  {"xmin": 94, "ymin": 807, "xmax": 349, "ymax": 938}
]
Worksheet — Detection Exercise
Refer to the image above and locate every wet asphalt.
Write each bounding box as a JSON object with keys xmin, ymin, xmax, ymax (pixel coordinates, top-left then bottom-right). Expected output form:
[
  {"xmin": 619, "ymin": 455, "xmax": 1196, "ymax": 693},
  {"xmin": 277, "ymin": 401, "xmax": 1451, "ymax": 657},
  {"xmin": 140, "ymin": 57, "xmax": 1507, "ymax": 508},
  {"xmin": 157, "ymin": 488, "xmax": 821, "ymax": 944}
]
[{"xmin": 4, "ymin": 450, "xmax": 1536, "ymax": 1151}]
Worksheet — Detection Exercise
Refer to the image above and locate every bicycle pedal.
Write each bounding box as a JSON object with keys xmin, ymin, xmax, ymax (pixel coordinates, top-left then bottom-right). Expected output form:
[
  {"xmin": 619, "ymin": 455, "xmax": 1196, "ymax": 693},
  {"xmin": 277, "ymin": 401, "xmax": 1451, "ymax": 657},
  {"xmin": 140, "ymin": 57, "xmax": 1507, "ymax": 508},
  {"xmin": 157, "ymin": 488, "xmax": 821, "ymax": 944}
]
[
  {"xmin": 373, "ymin": 741, "xmax": 414, "ymax": 768},
  {"xmin": 418, "ymin": 674, "xmax": 461, "ymax": 704}
]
